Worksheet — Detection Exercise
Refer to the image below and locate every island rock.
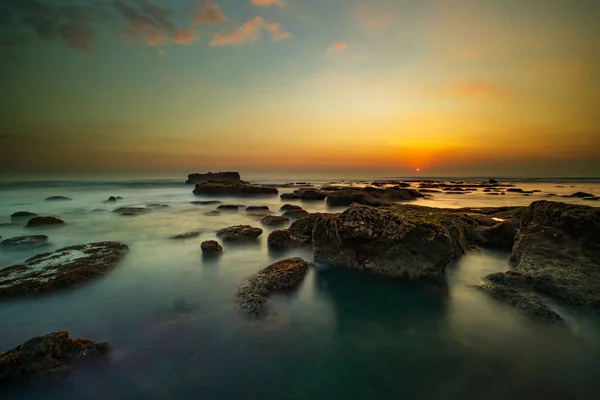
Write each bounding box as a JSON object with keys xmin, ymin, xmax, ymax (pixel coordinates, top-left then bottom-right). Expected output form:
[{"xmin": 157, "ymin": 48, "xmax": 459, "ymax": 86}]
[{"xmin": 186, "ymin": 172, "xmax": 242, "ymax": 184}]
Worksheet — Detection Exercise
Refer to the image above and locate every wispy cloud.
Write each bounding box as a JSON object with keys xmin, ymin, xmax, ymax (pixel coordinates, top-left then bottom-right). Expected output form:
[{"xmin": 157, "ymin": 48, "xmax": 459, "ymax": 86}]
[
  {"xmin": 172, "ymin": 27, "xmax": 198, "ymax": 44},
  {"xmin": 211, "ymin": 16, "xmax": 292, "ymax": 46},
  {"xmin": 193, "ymin": 1, "xmax": 226, "ymax": 25},
  {"xmin": 251, "ymin": 0, "xmax": 285, "ymax": 7}
]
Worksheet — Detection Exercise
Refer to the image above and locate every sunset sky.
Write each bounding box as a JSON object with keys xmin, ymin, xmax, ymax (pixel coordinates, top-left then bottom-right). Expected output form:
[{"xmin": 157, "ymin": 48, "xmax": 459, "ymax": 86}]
[{"xmin": 1, "ymin": 0, "xmax": 599, "ymax": 178}]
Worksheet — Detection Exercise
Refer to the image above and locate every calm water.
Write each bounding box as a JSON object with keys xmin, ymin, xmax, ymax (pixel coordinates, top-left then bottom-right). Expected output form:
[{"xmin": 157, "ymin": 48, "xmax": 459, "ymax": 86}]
[{"xmin": 1, "ymin": 179, "xmax": 599, "ymax": 399}]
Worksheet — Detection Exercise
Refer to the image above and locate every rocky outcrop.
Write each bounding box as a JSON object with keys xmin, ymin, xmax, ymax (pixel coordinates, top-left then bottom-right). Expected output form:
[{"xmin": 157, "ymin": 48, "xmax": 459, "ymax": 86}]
[
  {"xmin": 282, "ymin": 209, "xmax": 309, "ymax": 219},
  {"xmin": 0, "ymin": 242, "xmax": 128, "ymax": 299},
  {"xmin": 473, "ymin": 222, "xmax": 519, "ymax": 250},
  {"xmin": 26, "ymin": 217, "xmax": 65, "ymax": 227},
  {"xmin": 193, "ymin": 181, "xmax": 278, "ymax": 196},
  {"xmin": 11, "ymin": 211, "xmax": 37, "ymax": 222},
  {"xmin": 477, "ymin": 284, "xmax": 564, "ymax": 324},
  {"xmin": 45, "ymin": 196, "xmax": 72, "ymax": 201},
  {"xmin": 267, "ymin": 229, "xmax": 311, "ymax": 250},
  {"xmin": 280, "ymin": 189, "xmax": 327, "ymax": 201},
  {"xmin": 261, "ymin": 215, "xmax": 289, "ymax": 227},
  {"xmin": 216, "ymin": 225, "xmax": 263, "ymax": 242},
  {"xmin": 186, "ymin": 172, "xmax": 242, "ymax": 184},
  {"xmin": 1, "ymin": 235, "xmax": 49, "ymax": 249},
  {"xmin": 326, "ymin": 187, "xmax": 423, "ymax": 207},
  {"xmin": 201, "ymin": 240, "xmax": 223, "ymax": 256},
  {"xmin": 0, "ymin": 331, "xmax": 110, "ymax": 386},
  {"xmin": 236, "ymin": 258, "xmax": 313, "ymax": 318},
  {"xmin": 481, "ymin": 201, "xmax": 600, "ymax": 313}
]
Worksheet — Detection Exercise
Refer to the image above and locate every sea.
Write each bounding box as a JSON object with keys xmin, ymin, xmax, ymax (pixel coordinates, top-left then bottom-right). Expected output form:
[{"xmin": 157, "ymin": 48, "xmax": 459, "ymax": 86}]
[{"xmin": 1, "ymin": 176, "xmax": 599, "ymax": 399}]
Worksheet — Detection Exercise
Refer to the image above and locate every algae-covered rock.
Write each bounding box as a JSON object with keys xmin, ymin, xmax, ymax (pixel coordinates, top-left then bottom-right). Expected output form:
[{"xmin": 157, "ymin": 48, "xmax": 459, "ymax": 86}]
[
  {"xmin": 216, "ymin": 225, "xmax": 263, "ymax": 242},
  {"xmin": 193, "ymin": 181, "xmax": 277, "ymax": 196}
]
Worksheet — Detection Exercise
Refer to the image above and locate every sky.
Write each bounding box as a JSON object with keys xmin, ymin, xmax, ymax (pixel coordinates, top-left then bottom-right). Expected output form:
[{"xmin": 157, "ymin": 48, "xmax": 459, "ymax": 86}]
[{"xmin": 0, "ymin": 0, "xmax": 599, "ymax": 179}]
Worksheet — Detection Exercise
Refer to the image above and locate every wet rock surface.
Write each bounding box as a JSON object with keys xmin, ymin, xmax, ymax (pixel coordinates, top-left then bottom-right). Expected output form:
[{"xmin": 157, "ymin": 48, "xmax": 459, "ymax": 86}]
[
  {"xmin": 113, "ymin": 207, "xmax": 149, "ymax": 216},
  {"xmin": 0, "ymin": 331, "xmax": 110, "ymax": 387},
  {"xmin": 193, "ymin": 181, "xmax": 278, "ymax": 196},
  {"xmin": 204, "ymin": 210, "xmax": 221, "ymax": 216},
  {"xmin": 280, "ymin": 204, "xmax": 303, "ymax": 211},
  {"xmin": 326, "ymin": 187, "xmax": 423, "ymax": 207},
  {"xmin": 26, "ymin": 217, "xmax": 65, "ymax": 227},
  {"xmin": 0, "ymin": 241, "xmax": 128, "ymax": 299},
  {"xmin": 236, "ymin": 258, "xmax": 313, "ymax": 318},
  {"xmin": 170, "ymin": 231, "xmax": 201, "ymax": 240},
  {"xmin": 217, "ymin": 205, "xmax": 241, "ymax": 211},
  {"xmin": 201, "ymin": 240, "xmax": 223, "ymax": 256},
  {"xmin": 1, "ymin": 235, "xmax": 49, "ymax": 249},
  {"xmin": 282, "ymin": 209, "xmax": 309, "ymax": 219},
  {"xmin": 267, "ymin": 229, "xmax": 311, "ymax": 250},
  {"xmin": 216, "ymin": 225, "xmax": 263, "ymax": 242},
  {"xmin": 246, "ymin": 206, "xmax": 270, "ymax": 212},
  {"xmin": 191, "ymin": 200, "xmax": 222, "ymax": 205},
  {"xmin": 260, "ymin": 215, "xmax": 290, "ymax": 227}
]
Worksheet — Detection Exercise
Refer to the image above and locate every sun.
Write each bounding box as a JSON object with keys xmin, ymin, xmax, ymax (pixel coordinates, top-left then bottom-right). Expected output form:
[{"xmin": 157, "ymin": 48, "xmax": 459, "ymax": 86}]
[{"xmin": 416, "ymin": 168, "xmax": 421, "ymax": 172}]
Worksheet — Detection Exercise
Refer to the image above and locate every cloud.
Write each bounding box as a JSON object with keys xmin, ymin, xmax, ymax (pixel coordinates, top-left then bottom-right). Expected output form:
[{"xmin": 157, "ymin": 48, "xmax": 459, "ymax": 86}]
[
  {"xmin": 172, "ymin": 27, "xmax": 198, "ymax": 44},
  {"xmin": 210, "ymin": 16, "xmax": 292, "ymax": 46},
  {"xmin": 193, "ymin": 1, "xmax": 226, "ymax": 25},
  {"xmin": 330, "ymin": 42, "xmax": 347, "ymax": 52},
  {"xmin": 251, "ymin": 0, "xmax": 285, "ymax": 7},
  {"xmin": 354, "ymin": 1, "xmax": 393, "ymax": 33},
  {"xmin": 114, "ymin": 0, "xmax": 170, "ymax": 46}
]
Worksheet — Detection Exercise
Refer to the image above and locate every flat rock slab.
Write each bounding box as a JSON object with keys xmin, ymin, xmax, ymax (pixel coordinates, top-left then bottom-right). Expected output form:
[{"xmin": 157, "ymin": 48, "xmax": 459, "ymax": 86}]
[
  {"xmin": 1, "ymin": 235, "xmax": 49, "ymax": 249},
  {"xmin": 0, "ymin": 331, "xmax": 110, "ymax": 387},
  {"xmin": 236, "ymin": 257, "xmax": 314, "ymax": 318},
  {"xmin": 0, "ymin": 241, "xmax": 128, "ymax": 299},
  {"xmin": 26, "ymin": 217, "xmax": 65, "ymax": 227},
  {"xmin": 216, "ymin": 225, "xmax": 263, "ymax": 242}
]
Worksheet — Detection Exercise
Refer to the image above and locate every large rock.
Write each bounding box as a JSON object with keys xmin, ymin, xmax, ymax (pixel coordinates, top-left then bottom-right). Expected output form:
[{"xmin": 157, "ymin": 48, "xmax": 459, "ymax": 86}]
[
  {"xmin": 0, "ymin": 331, "xmax": 110, "ymax": 386},
  {"xmin": 201, "ymin": 240, "xmax": 223, "ymax": 256},
  {"xmin": 11, "ymin": 211, "xmax": 37, "ymax": 222},
  {"xmin": 0, "ymin": 242, "xmax": 128, "ymax": 299},
  {"xmin": 482, "ymin": 201, "xmax": 600, "ymax": 313},
  {"xmin": 26, "ymin": 217, "xmax": 65, "ymax": 227},
  {"xmin": 236, "ymin": 258, "xmax": 313, "ymax": 318},
  {"xmin": 193, "ymin": 181, "xmax": 278, "ymax": 196},
  {"xmin": 326, "ymin": 187, "xmax": 423, "ymax": 207},
  {"xmin": 216, "ymin": 225, "xmax": 263, "ymax": 242},
  {"xmin": 186, "ymin": 172, "xmax": 242, "ymax": 184},
  {"xmin": 267, "ymin": 229, "xmax": 311, "ymax": 250},
  {"xmin": 1, "ymin": 235, "xmax": 49, "ymax": 249}
]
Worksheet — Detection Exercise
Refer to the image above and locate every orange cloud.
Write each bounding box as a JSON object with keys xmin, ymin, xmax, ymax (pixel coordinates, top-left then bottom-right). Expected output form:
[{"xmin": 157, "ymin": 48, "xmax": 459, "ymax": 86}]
[
  {"xmin": 252, "ymin": 0, "xmax": 285, "ymax": 7},
  {"xmin": 194, "ymin": 1, "xmax": 227, "ymax": 25},
  {"xmin": 330, "ymin": 42, "xmax": 347, "ymax": 52},
  {"xmin": 121, "ymin": 18, "xmax": 168, "ymax": 46},
  {"xmin": 172, "ymin": 28, "xmax": 198, "ymax": 44},
  {"xmin": 355, "ymin": 1, "xmax": 393, "ymax": 32},
  {"xmin": 210, "ymin": 16, "xmax": 292, "ymax": 46}
]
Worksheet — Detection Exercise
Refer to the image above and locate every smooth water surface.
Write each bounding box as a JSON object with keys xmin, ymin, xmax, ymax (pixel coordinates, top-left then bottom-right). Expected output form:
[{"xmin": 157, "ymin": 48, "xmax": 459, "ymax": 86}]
[{"xmin": 1, "ymin": 179, "xmax": 599, "ymax": 399}]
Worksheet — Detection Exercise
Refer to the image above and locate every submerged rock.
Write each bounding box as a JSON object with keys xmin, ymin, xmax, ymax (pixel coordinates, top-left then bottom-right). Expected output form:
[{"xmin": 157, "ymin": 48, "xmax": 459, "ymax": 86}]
[
  {"xmin": 236, "ymin": 258, "xmax": 313, "ymax": 318},
  {"xmin": 0, "ymin": 331, "xmax": 110, "ymax": 387},
  {"xmin": 216, "ymin": 225, "xmax": 263, "ymax": 242},
  {"xmin": 170, "ymin": 231, "xmax": 201, "ymax": 240},
  {"xmin": 261, "ymin": 215, "xmax": 289, "ymax": 227},
  {"xmin": 570, "ymin": 192, "xmax": 594, "ymax": 198},
  {"xmin": 11, "ymin": 211, "xmax": 37, "ymax": 222},
  {"xmin": 1, "ymin": 235, "xmax": 49, "ymax": 249},
  {"xmin": 246, "ymin": 206, "xmax": 270, "ymax": 212},
  {"xmin": 217, "ymin": 204, "xmax": 240, "ymax": 211},
  {"xmin": 146, "ymin": 204, "xmax": 169, "ymax": 209},
  {"xmin": 186, "ymin": 172, "xmax": 242, "ymax": 184},
  {"xmin": 280, "ymin": 204, "xmax": 303, "ymax": 211},
  {"xmin": 193, "ymin": 181, "xmax": 277, "ymax": 196},
  {"xmin": 282, "ymin": 209, "xmax": 309, "ymax": 219},
  {"xmin": 477, "ymin": 284, "xmax": 564, "ymax": 324},
  {"xmin": 26, "ymin": 217, "xmax": 65, "ymax": 227},
  {"xmin": 104, "ymin": 196, "xmax": 118, "ymax": 203},
  {"xmin": 482, "ymin": 201, "xmax": 600, "ymax": 314},
  {"xmin": 45, "ymin": 196, "xmax": 72, "ymax": 201},
  {"xmin": 112, "ymin": 207, "xmax": 149, "ymax": 216},
  {"xmin": 191, "ymin": 200, "xmax": 222, "ymax": 205},
  {"xmin": 204, "ymin": 210, "xmax": 221, "ymax": 216},
  {"xmin": 0, "ymin": 242, "xmax": 128, "ymax": 299},
  {"xmin": 201, "ymin": 240, "xmax": 223, "ymax": 256}
]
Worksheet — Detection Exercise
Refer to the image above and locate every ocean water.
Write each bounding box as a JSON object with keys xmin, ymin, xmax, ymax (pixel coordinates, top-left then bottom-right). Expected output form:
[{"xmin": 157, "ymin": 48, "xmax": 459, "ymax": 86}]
[{"xmin": 0, "ymin": 178, "xmax": 599, "ymax": 399}]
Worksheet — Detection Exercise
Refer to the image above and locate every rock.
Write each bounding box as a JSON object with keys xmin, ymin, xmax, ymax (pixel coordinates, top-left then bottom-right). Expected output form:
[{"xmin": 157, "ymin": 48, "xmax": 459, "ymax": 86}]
[
  {"xmin": 236, "ymin": 258, "xmax": 313, "ymax": 318},
  {"xmin": 570, "ymin": 192, "xmax": 594, "ymax": 198},
  {"xmin": 216, "ymin": 225, "xmax": 263, "ymax": 242},
  {"xmin": 583, "ymin": 197, "xmax": 599, "ymax": 201},
  {"xmin": 186, "ymin": 172, "xmax": 242, "ymax": 184},
  {"xmin": 280, "ymin": 204, "xmax": 303, "ymax": 211},
  {"xmin": 282, "ymin": 209, "xmax": 309, "ymax": 219},
  {"xmin": 246, "ymin": 206, "xmax": 270, "ymax": 212},
  {"xmin": 486, "ymin": 193, "xmax": 500, "ymax": 196},
  {"xmin": 193, "ymin": 181, "xmax": 277, "ymax": 196},
  {"xmin": 289, "ymin": 213, "xmax": 334, "ymax": 238},
  {"xmin": 10, "ymin": 211, "xmax": 37, "ymax": 222},
  {"xmin": 444, "ymin": 191, "xmax": 467, "ymax": 195},
  {"xmin": 419, "ymin": 189, "xmax": 441, "ymax": 193},
  {"xmin": 0, "ymin": 331, "xmax": 110, "ymax": 387},
  {"xmin": 45, "ymin": 196, "xmax": 72, "ymax": 201},
  {"xmin": 489, "ymin": 178, "xmax": 499, "ymax": 184},
  {"xmin": 280, "ymin": 193, "xmax": 300, "ymax": 200},
  {"xmin": 217, "ymin": 205, "xmax": 240, "ymax": 211},
  {"xmin": 191, "ymin": 200, "xmax": 222, "ymax": 205},
  {"xmin": 1, "ymin": 235, "xmax": 49, "ymax": 249},
  {"xmin": 483, "ymin": 201, "xmax": 600, "ymax": 313},
  {"xmin": 267, "ymin": 229, "xmax": 311, "ymax": 250},
  {"xmin": 113, "ymin": 207, "xmax": 149, "ymax": 216},
  {"xmin": 204, "ymin": 211, "xmax": 221, "ymax": 216},
  {"xmin": 261, "ymin": 215, "xmax": 289, "ymax": 227},
  {"xmin": 474, "ymin": 222, "xmax": 518, "ymax": 250},
  {"xmin": 116, "ymin": 196, "xmax": 123, "ymax": 200},
  {"xmin": 321, "ymin": 186, "xmax": 345, "ymax": 191},
  {"xmin": 201, "ymin": 240, "xmax": 223, "ymax": 256},
  {"xmin": 146, "ymin": 204, "xmax": 169, "ymax": 208},
  {"xmin": 297, "ymin": 189, "xmax": 327, "ymax": 200},
  {"xmin": 506, "ymin": 188, "xmax": 524, "ymax": 193},
  {"xmin": 326, "ymin": 187, "xmax": 422, "ymax": 207},
  {"xmin": 0, "ymin": 242, "xmax": 128, "ymax": 299},
  {"xmin": 170, "ymin": 231, "xmax": 201, "ymax": 240},
  {"xmin": 26, "ymin": 217, "xmax": 65, "ymax": 227},
  {"xmin": 104, "ymin": 196, "xmax": 117, "ymax": 202},
  {"xmin": 477, "ymin": 284, "xmax": 564, "ymax": 323}
]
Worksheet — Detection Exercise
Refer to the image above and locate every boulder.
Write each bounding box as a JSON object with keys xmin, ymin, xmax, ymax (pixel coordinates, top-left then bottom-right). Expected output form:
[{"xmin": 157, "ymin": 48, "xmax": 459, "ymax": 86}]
[
  {"xmin": 0, "ymin": 331, "xmax": 110, "ymax": 387},
  {"xmin": 282, "ymin": 209, "xmax": 309, "ymax": 219},
  {"xmin": 489, "ymin": 178, "xmax": 499, "ymax": 184},
  {"xmin": 236, "ymin": 258, "xmax": 313, "ymax": 318},
  {"xmin": 289, "ymin": 213, "xmax": 334, "ymax": 238},
  {"xmin": 201, "ymin": 240, "xmax": 223, "ymax": 256},
  {"xmin": 1, "ymin": 235, "xmax": 49, "ymax": 249},
  {"xmin": 26, "ymin": 217, "xmax": 65, "ymax": 227},
  {"xmin": 193, "ymin": 181, "xmax": 277, "ymax": 196},
  {"xmin": 297, "ymin": 189, "xmax": 327, "ymax": 200},
  {"xmin": 0, "ymin": 242, "xmax": 128, "ymax": 299},
  {"xmin": 216, "ymin": 225, "xmax": 263, "ymax": 242},
  {"xmin": 570, "ymin": 192, "xmax": 594, "ymax": 198},
  {"xmin": 583, "ymin": 197, "xmax": 599, "ymax": 201},
  {"xmin": 191, "ymin": 200, "xmax": 222, "ymax": 205},
  {"xmin": 261, "ymin": 215, "xmax": 290, "ymax": 227},
  {"xmin": 10, "ymin": 211, "xmax": 37, "ymax": 222},
  {"xmin": 280, "ymin": 193, "xmax": 300, "ymax": 200},
  {"xmin": 477, "ymin": 284, "xmax": 564, "ymax": 324},
  {"xmin": 45, "ymin": 196, "xmax": 72, "ymax": 201},
  {"xmin": 506, "ymin": 188, "xmax": 524, "ymax": 193},
  {"xmin": 267, "ymin": 229, "xmax": 311, "ymax": 250},
  {"xmin": 112, "ymin": 207, "xmax": 149, "ymax": 216},
  {"xmin": 217, "ymin": 205, "xmax": 240, "ymax": 211},
  {"xmin": 482, "ymin": 201, "xmax": 600, "ymax": 313},
  {"xmin": 186, "ymin": 172, "xmax": 242, "ymax": 184},
  {"xmin": 474, "ymin": 222, "xmax": 518, "ymax": 250},
  {"xmin": 104, "ymin": 196, "xmax": 117, "ymax": 203},
  {"xmin": 246, "ymin": 206, "xmax": 270, "ymax": 212},
  {"xmin": 326, "ymin": 187, "xmax": 422, "ymax": 207},
  {"xmin": 170, "ymin": 231, "xmax": 201, "ymax": 240},
  {"xmin": 280, "ymin": 204, "xmax": 303, "ymax": 211}
]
